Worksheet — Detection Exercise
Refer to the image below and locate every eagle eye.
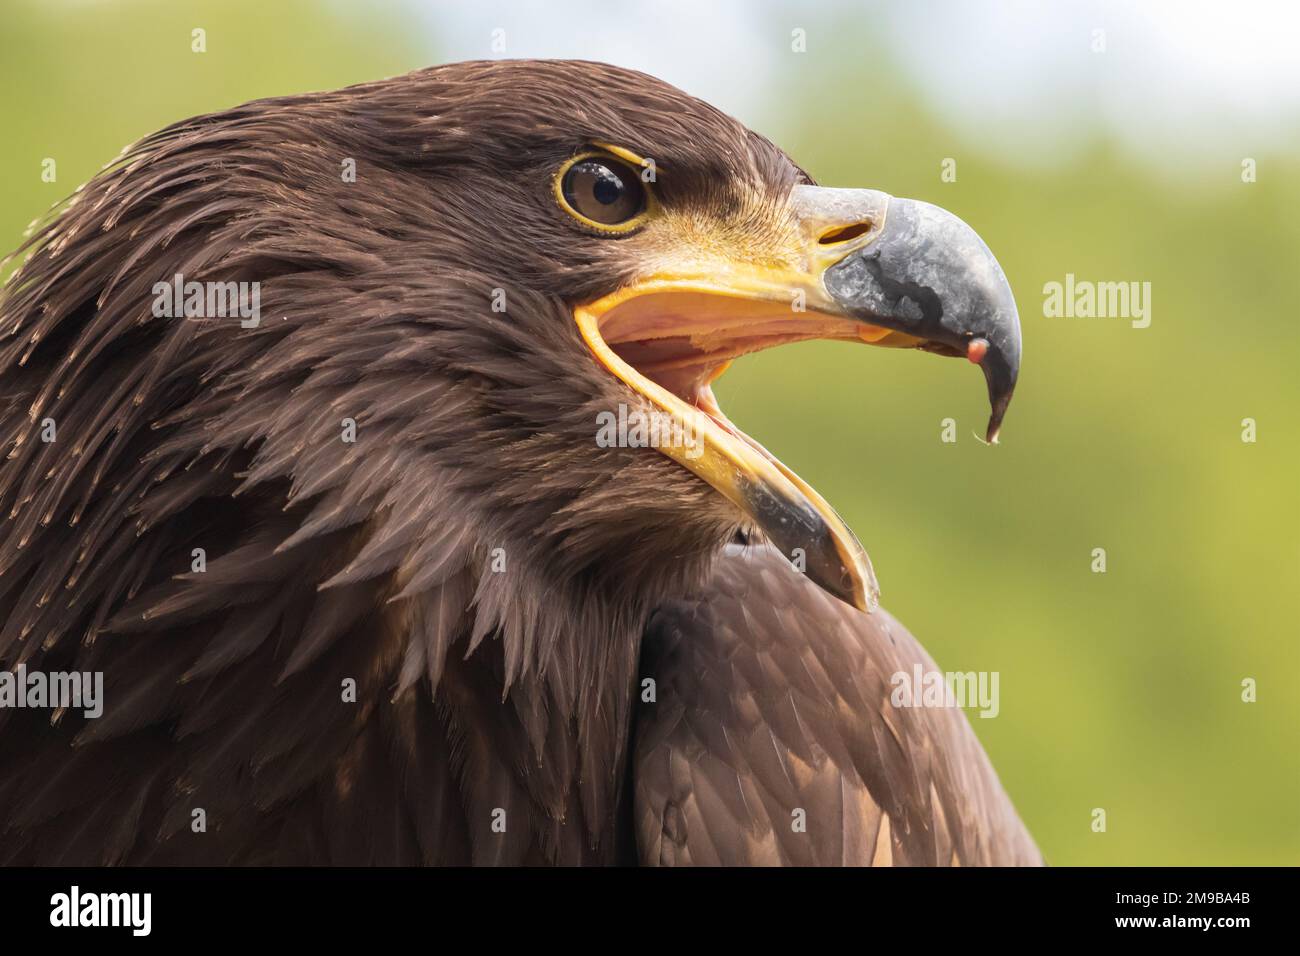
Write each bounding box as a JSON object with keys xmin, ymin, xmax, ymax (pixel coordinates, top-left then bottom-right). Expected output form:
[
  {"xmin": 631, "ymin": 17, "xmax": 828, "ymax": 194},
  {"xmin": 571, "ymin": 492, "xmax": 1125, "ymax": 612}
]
[{"xmin": 558, "ymin": 156, "xmax": 648, "ymax": 231}]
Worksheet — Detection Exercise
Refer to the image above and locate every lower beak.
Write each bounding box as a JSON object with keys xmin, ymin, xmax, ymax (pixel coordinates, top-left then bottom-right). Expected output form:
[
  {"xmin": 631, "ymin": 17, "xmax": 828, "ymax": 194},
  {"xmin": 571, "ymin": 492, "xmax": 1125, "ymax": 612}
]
[{"xmin": 575, "ymin": 185, "xmax": 1022, "ymax": 611}]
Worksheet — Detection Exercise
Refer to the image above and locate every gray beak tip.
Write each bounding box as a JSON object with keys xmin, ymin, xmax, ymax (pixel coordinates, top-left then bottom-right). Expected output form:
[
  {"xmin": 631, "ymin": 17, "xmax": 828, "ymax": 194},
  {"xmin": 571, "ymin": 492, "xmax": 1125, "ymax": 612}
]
[
  {"xmin": 984, "ymin": 388, "xmax": 1012, "ymax": 444},
  {"xmin": 823, "ymin": 195, "xmax": 1023, "ymax": 441},
  {"xmin": 977, "ymin": 335, "xmax": 1018, "ymax": 444}
]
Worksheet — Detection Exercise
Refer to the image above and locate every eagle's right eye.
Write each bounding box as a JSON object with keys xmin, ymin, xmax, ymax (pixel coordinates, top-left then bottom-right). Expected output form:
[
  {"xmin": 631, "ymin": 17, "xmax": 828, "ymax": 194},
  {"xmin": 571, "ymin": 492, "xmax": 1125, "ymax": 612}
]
[{"xmin": 558, "ymin": 156, "xmax": 648, "ymax": 232}]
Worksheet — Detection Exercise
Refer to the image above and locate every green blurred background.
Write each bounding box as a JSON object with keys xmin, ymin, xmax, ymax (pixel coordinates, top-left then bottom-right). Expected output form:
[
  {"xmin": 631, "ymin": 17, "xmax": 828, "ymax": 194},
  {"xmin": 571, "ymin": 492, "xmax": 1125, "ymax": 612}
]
[{"xmin": 2, "ymin": 0, "xmax": 1296, "ymax": 864}]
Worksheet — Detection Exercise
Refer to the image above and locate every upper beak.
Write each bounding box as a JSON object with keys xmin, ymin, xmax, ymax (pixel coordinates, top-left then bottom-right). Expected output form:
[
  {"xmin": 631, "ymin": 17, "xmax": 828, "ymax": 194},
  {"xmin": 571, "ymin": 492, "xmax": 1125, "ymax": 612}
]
[
  {"xmin": 575, "ymin": 184, "xmax": 1022, "ymax": 612},
  {"xmin": 794, "ymin": 185, "xmax": 1022, "ymax": 443}
]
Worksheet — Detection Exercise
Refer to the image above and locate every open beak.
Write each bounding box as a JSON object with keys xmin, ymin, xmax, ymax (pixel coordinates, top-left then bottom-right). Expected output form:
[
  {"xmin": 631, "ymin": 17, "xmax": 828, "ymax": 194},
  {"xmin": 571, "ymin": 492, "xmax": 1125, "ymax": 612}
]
[{"xmin": 574, "ymin": 185, "xmax": 1021, "ymax": 612}]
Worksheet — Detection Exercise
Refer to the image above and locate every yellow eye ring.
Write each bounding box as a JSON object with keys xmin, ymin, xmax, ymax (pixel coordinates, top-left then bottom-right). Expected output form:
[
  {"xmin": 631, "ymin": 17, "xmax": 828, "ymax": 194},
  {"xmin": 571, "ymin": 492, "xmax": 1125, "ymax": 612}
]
[{"xmin": 554, "ymin": 148, "xmax": 657, "ymax": 235}]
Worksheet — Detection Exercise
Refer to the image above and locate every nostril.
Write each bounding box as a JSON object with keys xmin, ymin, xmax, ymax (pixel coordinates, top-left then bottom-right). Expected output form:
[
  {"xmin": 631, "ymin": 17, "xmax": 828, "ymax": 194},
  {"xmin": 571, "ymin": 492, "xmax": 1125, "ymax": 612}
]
[{"xmin": 818, "ymin": 221, "xmax": 874, "ymax": 245}]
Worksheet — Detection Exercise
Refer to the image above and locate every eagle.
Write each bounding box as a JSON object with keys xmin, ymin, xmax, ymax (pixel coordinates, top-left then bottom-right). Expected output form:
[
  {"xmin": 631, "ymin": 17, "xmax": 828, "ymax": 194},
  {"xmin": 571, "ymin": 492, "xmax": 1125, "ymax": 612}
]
[{"xmin": 0, "ymin": 60, "xmax": 1037, "ymax": 866}]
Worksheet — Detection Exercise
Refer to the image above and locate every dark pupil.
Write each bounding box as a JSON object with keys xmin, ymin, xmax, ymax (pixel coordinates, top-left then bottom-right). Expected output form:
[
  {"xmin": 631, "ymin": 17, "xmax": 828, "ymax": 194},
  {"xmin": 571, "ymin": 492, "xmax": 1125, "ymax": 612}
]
[{"xmin": 591, "ymin": 168, "xmax": 623, "ymax": 205}]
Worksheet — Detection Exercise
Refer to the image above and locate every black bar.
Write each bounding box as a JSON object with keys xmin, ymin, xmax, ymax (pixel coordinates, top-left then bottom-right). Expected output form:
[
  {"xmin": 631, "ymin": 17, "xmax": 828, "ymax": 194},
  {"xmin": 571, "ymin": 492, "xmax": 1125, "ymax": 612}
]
[{"xmin": 0, "ymin": 866, "xmax": 1286, "ymax": 941}]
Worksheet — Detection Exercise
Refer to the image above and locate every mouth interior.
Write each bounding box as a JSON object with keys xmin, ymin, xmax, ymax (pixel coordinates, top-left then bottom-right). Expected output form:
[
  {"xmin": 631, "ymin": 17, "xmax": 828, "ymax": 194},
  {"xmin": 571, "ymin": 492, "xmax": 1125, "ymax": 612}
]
[{"xmin": 596, "ymin": 291, "xmax": 885, "ymax": 437}]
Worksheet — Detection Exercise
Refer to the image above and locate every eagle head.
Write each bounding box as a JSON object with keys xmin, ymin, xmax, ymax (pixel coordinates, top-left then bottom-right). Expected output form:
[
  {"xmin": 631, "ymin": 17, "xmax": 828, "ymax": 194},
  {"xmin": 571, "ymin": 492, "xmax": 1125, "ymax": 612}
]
[{"xmin": 0, "ymin": 58, "xmax": 1018, "ymax": 703}]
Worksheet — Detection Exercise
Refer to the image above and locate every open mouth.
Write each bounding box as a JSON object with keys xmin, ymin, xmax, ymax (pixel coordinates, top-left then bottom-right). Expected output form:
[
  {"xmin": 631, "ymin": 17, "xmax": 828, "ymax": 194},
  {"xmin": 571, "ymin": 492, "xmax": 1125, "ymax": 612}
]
[
  {"xmin": 600, "ymin": 289, "xmax": 893, "ymax": 419},
  {"xmin": 574, "ymin": 278, "xmax": 890, "ymax": 614},
  {"xmin": 590, "ymin": 285, "xmax": 902, "ymax": 468}
]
